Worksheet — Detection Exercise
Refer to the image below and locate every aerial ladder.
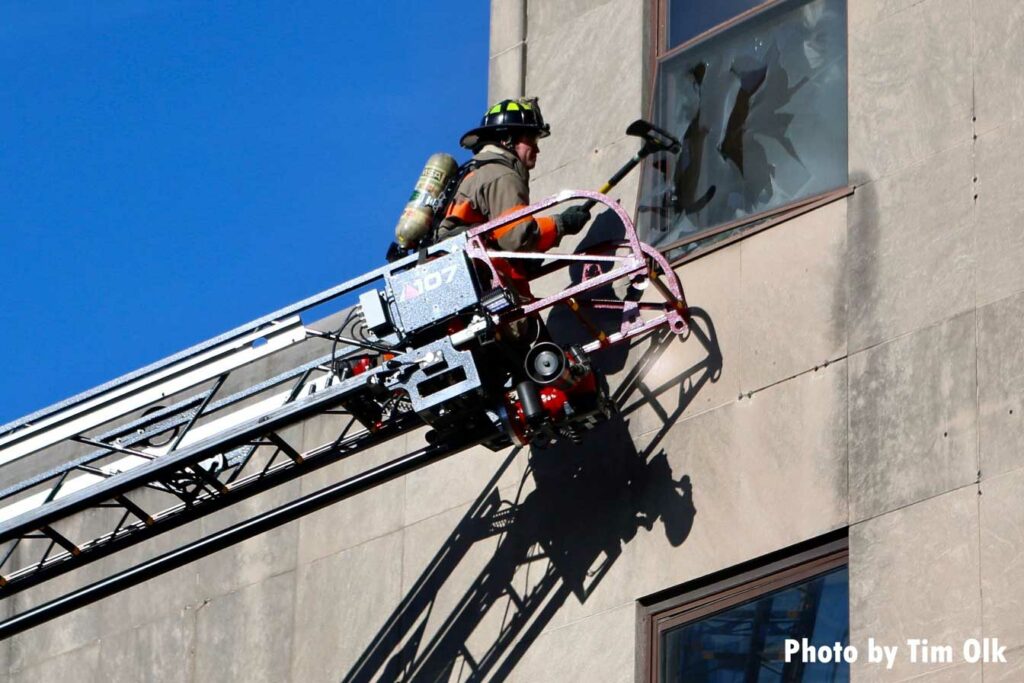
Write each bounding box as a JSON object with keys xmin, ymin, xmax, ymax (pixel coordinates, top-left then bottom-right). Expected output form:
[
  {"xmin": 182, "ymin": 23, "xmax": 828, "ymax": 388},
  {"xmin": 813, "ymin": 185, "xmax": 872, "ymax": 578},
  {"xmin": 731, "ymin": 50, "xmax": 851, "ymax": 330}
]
[{"xmin": 0, "ymin": 127, "xmax": 689, "ymax": 640}]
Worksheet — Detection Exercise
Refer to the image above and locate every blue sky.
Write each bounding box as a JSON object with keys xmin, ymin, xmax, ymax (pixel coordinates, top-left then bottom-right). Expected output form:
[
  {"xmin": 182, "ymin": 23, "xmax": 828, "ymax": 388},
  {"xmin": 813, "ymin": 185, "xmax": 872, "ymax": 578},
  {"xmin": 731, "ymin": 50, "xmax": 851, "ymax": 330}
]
[{"xmin": 0, "ymin": 2, "xmax": 490, "ymax": 423}]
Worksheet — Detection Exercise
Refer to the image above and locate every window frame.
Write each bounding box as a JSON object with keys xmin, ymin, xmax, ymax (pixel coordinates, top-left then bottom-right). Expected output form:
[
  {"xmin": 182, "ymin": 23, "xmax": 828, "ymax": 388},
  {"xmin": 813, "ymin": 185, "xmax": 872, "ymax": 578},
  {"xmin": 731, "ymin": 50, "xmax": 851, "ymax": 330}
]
[
  {"xmin": 637, "ymin": 533, "xmax": 849, "ymax": 683},
  {"xmin": 643, "ymin": 0, "xmax": 852, "ymax": 265}
]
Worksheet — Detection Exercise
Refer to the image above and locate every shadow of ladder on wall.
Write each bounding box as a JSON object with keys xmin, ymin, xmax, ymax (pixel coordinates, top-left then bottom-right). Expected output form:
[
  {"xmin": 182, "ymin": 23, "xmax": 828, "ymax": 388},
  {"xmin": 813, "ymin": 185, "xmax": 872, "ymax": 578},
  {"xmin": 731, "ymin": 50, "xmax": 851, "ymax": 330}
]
[{"xmin": 343, "ymin": 311, "xmax": 722, "ymax": 682}]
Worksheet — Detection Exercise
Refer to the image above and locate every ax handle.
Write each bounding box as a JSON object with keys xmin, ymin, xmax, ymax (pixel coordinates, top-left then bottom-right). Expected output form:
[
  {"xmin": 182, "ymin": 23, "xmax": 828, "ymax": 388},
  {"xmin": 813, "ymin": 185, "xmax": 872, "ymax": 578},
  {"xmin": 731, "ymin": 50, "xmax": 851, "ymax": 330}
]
[{"xmin": 579, "ymin": 153, "xmax": 643, "ymax": 212}]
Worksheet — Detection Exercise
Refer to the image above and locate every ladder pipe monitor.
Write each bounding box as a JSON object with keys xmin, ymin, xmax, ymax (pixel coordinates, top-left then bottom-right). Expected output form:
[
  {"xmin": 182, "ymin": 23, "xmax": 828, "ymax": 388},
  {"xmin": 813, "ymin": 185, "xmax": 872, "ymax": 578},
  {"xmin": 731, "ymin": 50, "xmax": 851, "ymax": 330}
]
[
  {"xmin": 0, "ymin": 426, "xmax": 491, "ymax": 641},
  {"xmin": 0, "ymin": 190, "xmax": 690, "ymax": 634}
]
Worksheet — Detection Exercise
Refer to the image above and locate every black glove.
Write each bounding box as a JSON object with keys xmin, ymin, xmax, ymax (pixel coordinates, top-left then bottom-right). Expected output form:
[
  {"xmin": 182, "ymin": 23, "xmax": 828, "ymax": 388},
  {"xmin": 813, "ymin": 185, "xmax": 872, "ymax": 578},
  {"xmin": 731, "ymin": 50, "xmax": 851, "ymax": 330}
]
[
  {"xmin": 557, "ymin": 206, "xmax": 592, "ymax": 236},
  {"xmin": 385, "ymin": 241, "xmax": 406, "ymax": 263}
]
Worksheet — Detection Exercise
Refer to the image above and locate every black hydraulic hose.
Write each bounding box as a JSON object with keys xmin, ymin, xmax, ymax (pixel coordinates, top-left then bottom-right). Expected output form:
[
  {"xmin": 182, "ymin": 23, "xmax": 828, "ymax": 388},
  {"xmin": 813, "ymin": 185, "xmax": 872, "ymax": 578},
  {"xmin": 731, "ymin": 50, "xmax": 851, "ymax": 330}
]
[{"xmin": 0, "ymin": 427, "xmax": 490, "ymax": 641}]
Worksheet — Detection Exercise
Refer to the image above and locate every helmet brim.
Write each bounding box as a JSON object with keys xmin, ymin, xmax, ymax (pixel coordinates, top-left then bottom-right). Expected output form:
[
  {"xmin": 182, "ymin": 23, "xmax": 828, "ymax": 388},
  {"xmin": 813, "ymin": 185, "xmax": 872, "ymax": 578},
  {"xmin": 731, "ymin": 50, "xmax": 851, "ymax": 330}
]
[{"xmin": 460, "ymin": 123, "xmax": 551, "ymax": 150}]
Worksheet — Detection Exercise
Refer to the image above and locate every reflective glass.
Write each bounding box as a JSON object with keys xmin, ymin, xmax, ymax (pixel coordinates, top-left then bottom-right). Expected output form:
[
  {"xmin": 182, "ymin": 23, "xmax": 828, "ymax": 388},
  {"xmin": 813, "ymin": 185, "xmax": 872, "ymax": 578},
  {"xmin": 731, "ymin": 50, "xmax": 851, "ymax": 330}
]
[
  {"xmin": 660, "ymin": 567, "xmax": 849, "ymax": 682},
  {"xmin": 639, "ymin": 0, "xmax": 847, "ymax": 256},
  {"xmin": 669, "ymin": 0, "xmax": 765, "ymax": 49}
]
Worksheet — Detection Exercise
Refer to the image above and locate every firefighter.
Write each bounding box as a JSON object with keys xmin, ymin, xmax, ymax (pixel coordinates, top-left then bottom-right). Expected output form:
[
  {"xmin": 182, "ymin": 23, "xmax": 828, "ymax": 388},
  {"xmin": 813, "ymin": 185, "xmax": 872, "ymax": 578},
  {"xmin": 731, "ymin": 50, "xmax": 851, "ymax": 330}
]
[{"xmin": 435, "ymin": 97, "xmax": 591, "ymax": 251}]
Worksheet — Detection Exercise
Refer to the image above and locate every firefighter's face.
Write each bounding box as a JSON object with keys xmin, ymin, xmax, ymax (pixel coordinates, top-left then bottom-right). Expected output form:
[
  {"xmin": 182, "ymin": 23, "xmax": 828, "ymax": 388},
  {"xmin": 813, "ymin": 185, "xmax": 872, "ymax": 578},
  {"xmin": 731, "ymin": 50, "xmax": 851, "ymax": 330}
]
[{"xmin": 513, "ymin": 134, "xmax": 540, "ymax": 170}]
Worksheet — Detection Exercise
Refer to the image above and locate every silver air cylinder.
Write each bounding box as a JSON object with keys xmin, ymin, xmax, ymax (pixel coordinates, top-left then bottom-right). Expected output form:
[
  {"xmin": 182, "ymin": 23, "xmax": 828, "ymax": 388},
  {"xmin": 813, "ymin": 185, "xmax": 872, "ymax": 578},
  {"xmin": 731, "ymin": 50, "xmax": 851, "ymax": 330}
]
[{"xmin": 394, "ymin": 153, "xmax": 458, "ymax": 249}]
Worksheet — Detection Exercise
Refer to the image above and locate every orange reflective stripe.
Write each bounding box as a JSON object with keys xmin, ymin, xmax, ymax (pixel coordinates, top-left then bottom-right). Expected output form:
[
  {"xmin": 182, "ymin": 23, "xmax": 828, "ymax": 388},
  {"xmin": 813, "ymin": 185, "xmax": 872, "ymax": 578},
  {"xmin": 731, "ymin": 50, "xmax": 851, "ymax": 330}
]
[
  {"xmin": 446, "ymin": 199, "xmax": 486, "ymax": 224},
  {"xmin": 492, "ymin": 210, "xmax": 559, "ymax": 252},
  {"xmin": 490, "ymin": 204, "xmax": 558, "ymax": 253},
  {"xmin": 533, "ymin": 216, "xmax": 558, "ymax": 252}
]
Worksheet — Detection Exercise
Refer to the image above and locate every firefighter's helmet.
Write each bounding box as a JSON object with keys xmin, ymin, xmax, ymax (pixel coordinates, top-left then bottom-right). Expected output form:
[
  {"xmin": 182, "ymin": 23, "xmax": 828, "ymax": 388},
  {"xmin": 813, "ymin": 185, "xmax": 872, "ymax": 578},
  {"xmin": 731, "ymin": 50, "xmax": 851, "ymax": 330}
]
[{"xmin": 460, "ymin": 98, "xmax": 551, "ymax": 150}]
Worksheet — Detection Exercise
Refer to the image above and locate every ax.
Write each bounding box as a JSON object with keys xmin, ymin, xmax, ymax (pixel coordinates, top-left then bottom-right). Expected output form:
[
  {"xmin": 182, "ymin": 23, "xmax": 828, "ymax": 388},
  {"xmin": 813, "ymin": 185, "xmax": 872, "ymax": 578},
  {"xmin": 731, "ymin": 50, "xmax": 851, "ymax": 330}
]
[{"xmin": 580, "ymin": 119, "xmax": 682, "ymax": 212}]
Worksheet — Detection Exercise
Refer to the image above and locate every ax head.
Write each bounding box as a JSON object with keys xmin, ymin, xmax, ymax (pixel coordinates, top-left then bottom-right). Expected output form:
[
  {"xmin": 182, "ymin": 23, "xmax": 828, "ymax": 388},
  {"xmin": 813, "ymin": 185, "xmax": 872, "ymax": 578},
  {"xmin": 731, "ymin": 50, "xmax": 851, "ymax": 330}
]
[{"xmin": 626, "ymin": 119, "xmax": 682, "ymax": 158}]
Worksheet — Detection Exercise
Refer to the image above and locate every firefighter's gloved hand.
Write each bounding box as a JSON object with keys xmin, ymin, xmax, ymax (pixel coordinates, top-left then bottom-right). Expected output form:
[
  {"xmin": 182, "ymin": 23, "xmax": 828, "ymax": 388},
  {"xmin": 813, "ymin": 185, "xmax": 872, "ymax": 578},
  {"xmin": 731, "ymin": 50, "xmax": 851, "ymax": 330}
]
[
  {"xmin": 556, "ymin": 206, "xmax": 592, "ymax": 236},
  {"xmin": 385, "ymin": 241, "xmax": 405, "ymax": 263}
]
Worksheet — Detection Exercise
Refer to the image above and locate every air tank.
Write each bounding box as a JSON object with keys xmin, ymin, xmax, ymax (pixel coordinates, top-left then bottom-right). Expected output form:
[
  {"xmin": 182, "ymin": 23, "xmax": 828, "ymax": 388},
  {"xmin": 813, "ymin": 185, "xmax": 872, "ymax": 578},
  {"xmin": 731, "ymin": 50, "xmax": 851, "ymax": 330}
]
[{"xmin": 394, "ymin": 153, "xmax": 458, "ymax": 249}]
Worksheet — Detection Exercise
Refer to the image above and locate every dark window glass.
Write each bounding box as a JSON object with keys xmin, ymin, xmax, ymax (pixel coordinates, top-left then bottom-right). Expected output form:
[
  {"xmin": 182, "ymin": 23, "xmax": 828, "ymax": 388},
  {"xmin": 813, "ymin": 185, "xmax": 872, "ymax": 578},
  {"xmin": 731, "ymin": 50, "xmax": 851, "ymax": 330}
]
[
  {"xmin": 660, "ymin": 567, "xmax": 849, "ymax": 682},
  {"xmin": 640, "ymin": 0, "xmax": 848, "ymax": 258},
  {"xmin": 668, "ymin": 0, "xmax": 765, "ymax": 49}
]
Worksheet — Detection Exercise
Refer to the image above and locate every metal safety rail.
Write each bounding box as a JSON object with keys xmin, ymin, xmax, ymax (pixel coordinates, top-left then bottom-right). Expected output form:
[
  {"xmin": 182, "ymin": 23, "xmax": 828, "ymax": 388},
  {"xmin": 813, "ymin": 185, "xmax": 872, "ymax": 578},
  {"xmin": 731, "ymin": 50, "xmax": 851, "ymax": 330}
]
[{"xmin": 0, "ymin": 191, "xmax": 690, "ymax": 638}]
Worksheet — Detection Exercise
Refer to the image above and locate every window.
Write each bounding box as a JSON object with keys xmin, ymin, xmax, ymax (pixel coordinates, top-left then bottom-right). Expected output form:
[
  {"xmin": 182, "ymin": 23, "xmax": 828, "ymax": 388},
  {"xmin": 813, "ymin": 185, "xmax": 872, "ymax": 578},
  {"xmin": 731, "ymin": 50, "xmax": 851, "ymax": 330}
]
[
  {"xmin": 639, "ymin": 0, "xmax": 848, "ymax": 260},
  {"xmin": 640, "ymin": 536, "xmax": 848, "ymax": 683}
]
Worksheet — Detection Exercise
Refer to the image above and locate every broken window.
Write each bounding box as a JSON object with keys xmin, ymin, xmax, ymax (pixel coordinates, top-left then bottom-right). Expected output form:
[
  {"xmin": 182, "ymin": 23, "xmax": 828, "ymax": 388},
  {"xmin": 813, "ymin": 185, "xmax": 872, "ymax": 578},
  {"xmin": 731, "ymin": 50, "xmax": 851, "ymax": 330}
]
[{"xmin": 639, "ymin": 0, "xmax": 848, "ymax": 258}]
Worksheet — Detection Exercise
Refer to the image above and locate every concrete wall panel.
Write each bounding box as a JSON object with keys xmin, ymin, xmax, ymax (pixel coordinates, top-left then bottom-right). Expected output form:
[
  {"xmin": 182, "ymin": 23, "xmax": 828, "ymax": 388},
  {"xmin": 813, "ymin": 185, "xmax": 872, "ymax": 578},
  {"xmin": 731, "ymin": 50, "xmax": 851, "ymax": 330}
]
[
  {"xmin": 195, "ymin": 481, "xmax": 301, "ymax": 600},
  {"xmin": 296, "ymin": 415, "xmax": 408, "ymax": 565},
  {"xmin": 979, "ymin": 469, "xmax": 1024, "ymax": 653},
  {"xmin": 975, "ymin": 120, "xmax": 1024, "ymax": 307},
  {"xmin": 96, "ymin": 611, "xmax": 195, "ymax": 683},
  {"xmin": 739, "ymin": 200, "xmax": 848, "ymax": 391},
  {"xmin": 525, "ymin": 0, "xmax": 643, "ymax": 173},
  {"xmin": 10, "ymin": 642, "xmax": 99, "ymax": 683},
  {"xmin": 847, "ymin": 144, "xmax": 974, "ymax": 352},
  {"xmin": 978, "ymin": 291, "xmax": 1024, "ymax": 479},
  {"xmin": 530, "ymin": 135, "xmax": 640, "ymax": 214},
  {"xmin": 848, "ymin": 0, "xmax": 972, "ymax": 182},
  {"xmin": 402, "ymin": 435, "xmax": 524, "ymax": 527},
  {"xmin": 195, "ymin": 424, "xmax": 302, "ymax": 599},
  {"xmin": 986, "ymin": 647, "xmax": 1024, "ymax": 682},
  {"xmin": 527, "ymin": 0, "xmax": 620, "ymax": 40},
  {"xmin": 8, "ymin": 566, "xmax": 104, "ymax": 672},
  {"xmin": 849, "ymin": 311, "xmax": 978, "ymax": 522},
  {"xmin": 973, "ymin": 0, "xmax": 1024, "ymax": 134},
  {"xmin": 627, "ymin": 360, "xmax": 847, "ymax": 595},
  {"xmin": 628, "ymin": 246, "xmax": 741, "ymax": 439},
  {"xmin": 507, "ymin": 604, "xmax": 634, "ymax": 683},
  {"xmin": 489, "ymin": 0, "xmax": 525, "ymax": 57},
  {"xmin": 392, "ymin": 493, "xmax": 522, "ymax": 678},
  {"xmin": 290, "ymin": 533, "xmax": 403, "ymax": 682},
  {"xmin": 488, "ymin": 44, "xmax": 525, "ymax": 102},
  {"xmin": 850, "ymin": 486, "xmax": 982, "ymax": 682},
  {"xmin": 193, "ymin": 572, "xmax": 295, "ymax": 683},
  {"xmin": 905, "ymin": 661, "xmax": 983, "ymax": 682}
]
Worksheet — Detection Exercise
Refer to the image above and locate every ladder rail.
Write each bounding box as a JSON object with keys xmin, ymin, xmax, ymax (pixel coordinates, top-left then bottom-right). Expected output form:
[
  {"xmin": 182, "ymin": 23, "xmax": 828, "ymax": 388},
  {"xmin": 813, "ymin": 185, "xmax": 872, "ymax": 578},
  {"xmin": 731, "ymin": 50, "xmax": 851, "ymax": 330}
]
[
  {"xmin": 0, "ymin": 424, "xmax": 488, "ymax": 640},
  {"xmin": 0, "ymin": 361, "xmax": 392, "ymax": 545}
]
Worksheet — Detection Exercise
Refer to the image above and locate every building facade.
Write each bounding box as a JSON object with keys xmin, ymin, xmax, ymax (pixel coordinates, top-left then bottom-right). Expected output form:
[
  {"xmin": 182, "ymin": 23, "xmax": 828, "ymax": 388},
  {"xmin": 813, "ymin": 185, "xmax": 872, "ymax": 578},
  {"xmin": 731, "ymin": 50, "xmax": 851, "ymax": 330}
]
[{"xmin": 3, "ymin": 0, "xmax": 1023, "ymax": 681}]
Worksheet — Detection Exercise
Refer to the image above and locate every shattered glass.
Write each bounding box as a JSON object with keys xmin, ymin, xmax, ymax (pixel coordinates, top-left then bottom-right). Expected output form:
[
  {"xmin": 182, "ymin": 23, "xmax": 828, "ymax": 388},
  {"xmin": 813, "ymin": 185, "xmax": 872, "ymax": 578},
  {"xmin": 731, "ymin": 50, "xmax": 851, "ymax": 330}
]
[{"xmin": 639, "ymin": 0, "xmax": 847, "ymax": 257}]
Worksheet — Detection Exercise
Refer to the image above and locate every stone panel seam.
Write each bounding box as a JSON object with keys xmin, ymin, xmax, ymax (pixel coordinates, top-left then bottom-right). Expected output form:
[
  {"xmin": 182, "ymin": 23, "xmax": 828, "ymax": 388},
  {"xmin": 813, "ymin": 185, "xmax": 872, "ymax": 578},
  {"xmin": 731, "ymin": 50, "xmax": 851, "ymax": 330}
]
[
  {"xmin": 892, "ymin": 660, "xmax": 974, "ymax": 682},
  {"xmin": 194, "ymin": 561, "xmax": 298, "ymax": 606},
  {"xmin": 185, "ymin": 603, "xmax": 198, "ymax": 683},
  {"xmin": 844, "ymin": 356, "xmax": 851, "ymax": 526},
  {"xmin": 402, "ymin": 479, "xmax": 524, "ymax": 541},
  {"xmin": 848, "ymin": 306, "xmax": 976, "ymax": 362},
  {"xmin": 529, "ymin": 134, "xmax": 630, "ymax": 184},
  {"xmin": 739, "ymin": 354, "xmax": 848, "ymax": 399},
  {"xmin": 851, "ymin": 480, "xmax": 979, "ymax": 527},
  {"xmin": 632, "ymin": 355, "xmax": 848, "ymax": 443},
  {"xmin": 287, "ymin": 537, "xmax": 302, "ymax": 680},
  {"xmin": 6, "ymin": 639, "xmax": 99, "ymax": 680},
  {"xmin": 849, "ymin": 139, "xmax": 973, "ymax": 199},
  {"xmin": 491, "ymin": 42, "xmax": 525, "ymax": 60},
  {"xmin": 977, "ymin": 473, "xmax": 987, "ymax": 683},
  {"xmin": 849, "ymin": 0, "xmax": 933, "ymax": 31},
  {"xmin": 977, "ymin": 280, "xmax": 1024, "ymax": 316},
  {"xmin": 298, "ymin": 526, "xmax": 404, "ymax": 573},
  {"xmin": 536, "ymin": 600, "xmax": 632, "ymax": 638},
  {"xmin": 632, "ymin": 395, "xmax": 734, "ymax": 441},
  {"xmin": 525, "ymin": 2, "xmax": 613, "ymax": 42},
  {"xmin": 980, "ymin": 466, "xmax": 1024, "ymax": 486}
]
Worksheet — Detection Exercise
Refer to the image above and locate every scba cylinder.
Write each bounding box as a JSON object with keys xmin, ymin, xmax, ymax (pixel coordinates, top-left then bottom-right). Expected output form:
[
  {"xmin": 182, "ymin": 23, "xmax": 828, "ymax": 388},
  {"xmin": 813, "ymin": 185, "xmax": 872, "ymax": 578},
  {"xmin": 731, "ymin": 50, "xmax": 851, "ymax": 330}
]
[{"xmin": 394, "ymin": 153, "xmax": 458, "ymax": 249}]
